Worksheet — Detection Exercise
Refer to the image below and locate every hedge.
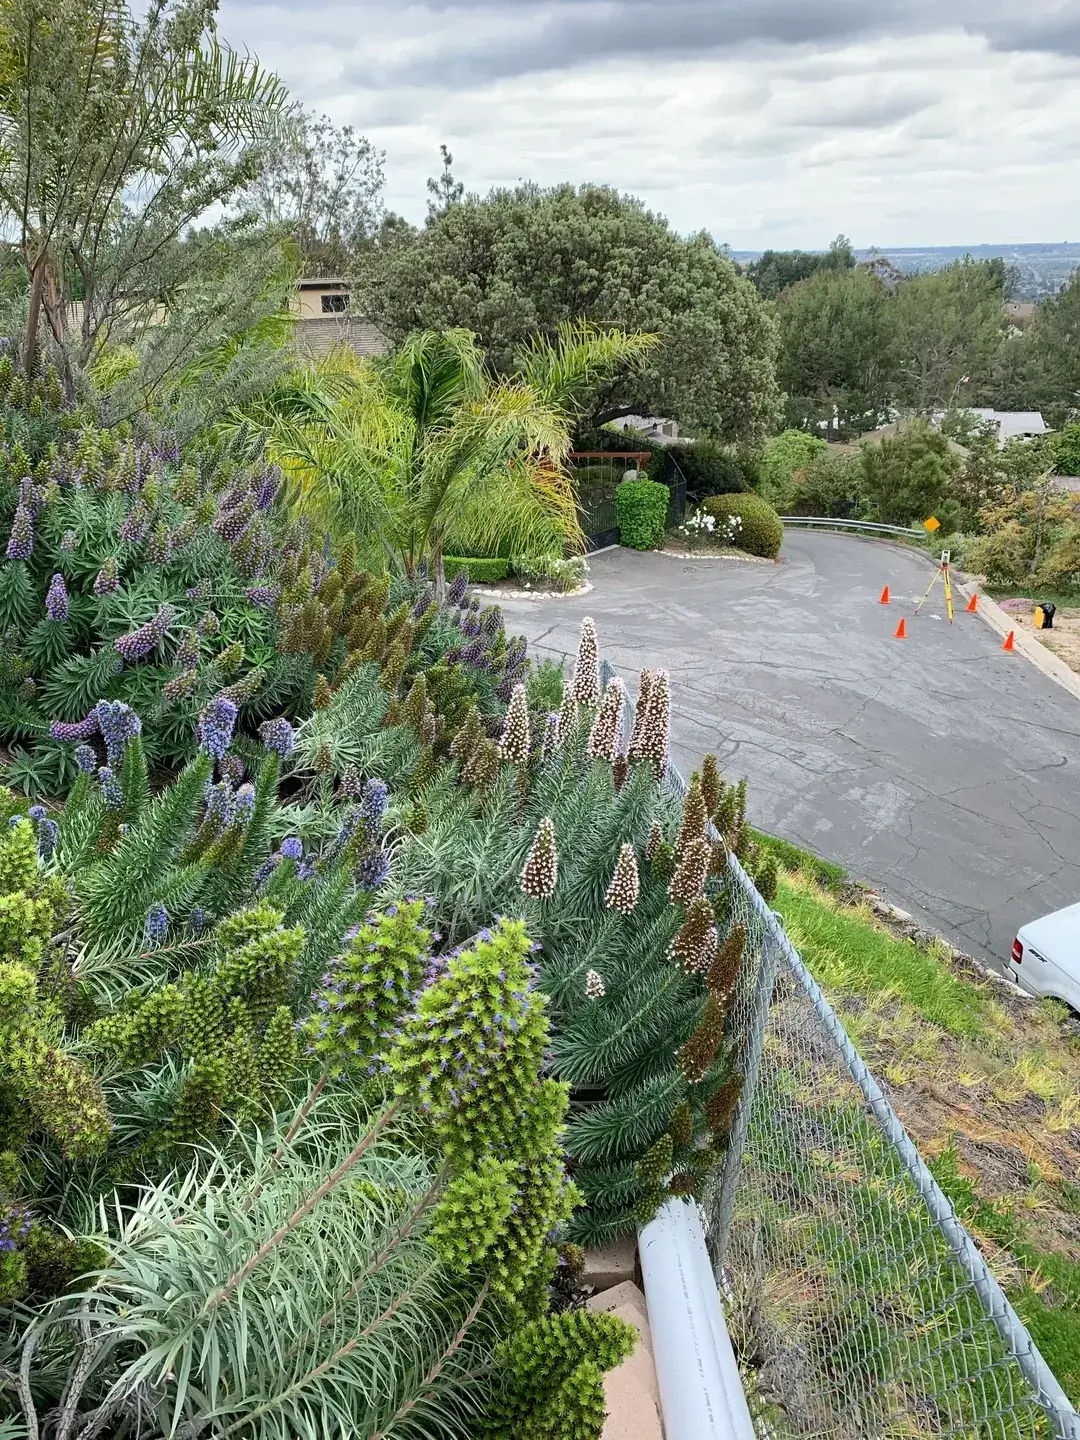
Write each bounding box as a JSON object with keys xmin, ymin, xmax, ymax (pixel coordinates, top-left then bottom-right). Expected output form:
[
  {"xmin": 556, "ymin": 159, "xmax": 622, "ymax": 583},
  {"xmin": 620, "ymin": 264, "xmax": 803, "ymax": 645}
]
[
  {"xmin": 614, "ymin": 479, "xmax": 669, "ymax": 550},
  {"xmin": 701, "ymin": 493, "xmax": 784, "ymax": 558},
  {"xmin": 444, "ymin": 556, "xmax": 510, "ymax": 582},
  {"xmin": 672, "ymin": 440, "xmax": 755, "ymax": 498}
]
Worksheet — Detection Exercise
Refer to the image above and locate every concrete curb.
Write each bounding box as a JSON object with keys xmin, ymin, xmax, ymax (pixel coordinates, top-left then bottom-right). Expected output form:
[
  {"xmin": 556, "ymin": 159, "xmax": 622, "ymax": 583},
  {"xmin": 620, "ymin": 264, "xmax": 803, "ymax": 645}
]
[
  {"xmin": 955, "ymin": 579, "xmax": 1080, "ymax": 704},
  {"xmin": 654, "ymin": 549, "xmax": 773, "ymax": 566},
  {"xmin": 830, "ymin": 535, "xmax": 1080, "ymax": 706},
  {"xmin": 483, "ymin": 581, "xmax": 594, "ymax": 601}
]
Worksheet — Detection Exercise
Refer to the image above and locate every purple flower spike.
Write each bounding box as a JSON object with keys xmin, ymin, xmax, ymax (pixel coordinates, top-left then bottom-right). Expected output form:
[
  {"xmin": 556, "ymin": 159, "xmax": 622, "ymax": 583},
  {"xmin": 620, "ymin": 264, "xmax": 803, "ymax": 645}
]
[
  {"xmin": 50, "ymin": 712, "xmax": 100, "ymax": 743},
  {"xmin": 95, "ymin": 700, "xmax": 141, "ymax": 765},
  {"xmin": 446, "ymin": 570, "xmax": 468, "ymax": 606},
  {"xmin": 74, "ymin": 743, "xmax": 98, "ymax": 774},
  {"xmin": 360, "ymin": 778, "xmax": 389, "ymax": 827},
  {"xmin": 145, "ymin": 902, "xmax": 168, "ymax": 944},
  {"xmin": 280, "ymin": 837, "xmax": 303, "ymax": 860},
  {"xmin": 244, "ymin": 585, "xmax": 277, "ymax": 610},
  {"xmin": 204, "ymin": 780, "xmax": 233, "ymax": 830},
  {"xmin": 60, "ymin": 529, "xmax": 78, "ymax": 552},
  {"xmin": 356, "ymin": 848, "xmax": 391, "ymax": 890},
  {"xmin": 6, "ymin": 504, "xmax": 34, "ymax": 560},
  {"xmin": 114, "ymin": 604, "xmax": 174, "ymax": 663},
  {"xmin": 97, "ymin": 766, "xmax": 124, "ymax": 808},
  {"xmin": 258, "ymin": 716, "xmax": 294, "ymax": 758},
  {"xmin": 234, "ymin": 783, "xmax": 256, "ymax": 823},
  {"xmin": 197, "ymin": 696, "xmax": 237, "ymax": 761},
  {"xmin": 189, "ymin": 905, "xmax": 208, "ymax": 934},
  {"xmin": 255, "ymin": 468, "xmax": 280, "ymax": 510},
  {"xmin": 37, "ymin": 816, "xmax": 57, "ymax": 859},
  {"xmin": 45, "ymin": 573, "xmax": 69, "ymax": 622}
]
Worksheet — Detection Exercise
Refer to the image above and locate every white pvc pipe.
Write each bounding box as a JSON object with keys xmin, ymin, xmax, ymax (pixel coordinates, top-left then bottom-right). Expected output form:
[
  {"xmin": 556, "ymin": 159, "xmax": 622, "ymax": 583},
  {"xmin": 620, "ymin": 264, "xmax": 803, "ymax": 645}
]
[{"xmin": 638, "ymin": 1199, "xmax": 757, "ymax": 1440}]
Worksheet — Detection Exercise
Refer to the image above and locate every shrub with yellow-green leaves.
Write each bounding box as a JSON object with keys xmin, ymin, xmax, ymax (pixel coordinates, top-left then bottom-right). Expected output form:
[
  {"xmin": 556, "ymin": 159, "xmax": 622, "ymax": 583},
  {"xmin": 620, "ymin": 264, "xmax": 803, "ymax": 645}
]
[
  {"xmin": 483, "ymin": 1309, "xmax": 637, "ymax": 1439},
  {"xmin": 306, "ymin": 898, "xmax": 432, "ymax": 1074}
]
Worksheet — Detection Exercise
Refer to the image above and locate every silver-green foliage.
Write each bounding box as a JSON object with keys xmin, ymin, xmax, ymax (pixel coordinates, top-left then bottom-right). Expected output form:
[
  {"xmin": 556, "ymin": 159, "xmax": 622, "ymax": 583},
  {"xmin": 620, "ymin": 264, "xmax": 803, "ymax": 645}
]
[{"xmin": 18, "ymin": 1092, "xmax": 492, "ymax": 1440}]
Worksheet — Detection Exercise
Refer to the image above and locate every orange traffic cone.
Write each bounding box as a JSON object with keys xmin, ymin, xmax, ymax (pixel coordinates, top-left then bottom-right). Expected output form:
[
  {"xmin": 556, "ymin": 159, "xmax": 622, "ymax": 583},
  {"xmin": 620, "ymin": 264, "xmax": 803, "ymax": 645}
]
[
  {"xmin": 966, "ymin": 593, "xmax": 978, "ymax": 613},
  {"xmin": 879, "ymin": 586, "xmax": 891, "ymax": 604},
  {"xmin": 1002, "ymin": 630, "xmax": 1015, "ymax": 652},
  {"xmin": 894, "ymin": 617, "xmax": 907, "ymax": 639}
]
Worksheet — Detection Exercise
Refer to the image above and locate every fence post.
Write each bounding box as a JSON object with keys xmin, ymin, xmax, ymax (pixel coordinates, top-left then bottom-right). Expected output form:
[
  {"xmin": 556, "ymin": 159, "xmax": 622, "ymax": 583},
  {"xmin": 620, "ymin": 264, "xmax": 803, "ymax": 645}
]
[{"xmin": 708, "ymin": 881, "xmax": 781, "ymax": 1277}]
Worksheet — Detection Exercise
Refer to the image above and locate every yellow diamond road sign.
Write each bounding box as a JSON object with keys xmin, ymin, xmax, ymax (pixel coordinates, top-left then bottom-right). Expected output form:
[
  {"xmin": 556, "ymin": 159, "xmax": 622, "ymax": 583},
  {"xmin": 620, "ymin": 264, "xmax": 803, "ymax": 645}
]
[{"xmin": 924, "ymin": 516, "xmax": 941, "ymax": 532}]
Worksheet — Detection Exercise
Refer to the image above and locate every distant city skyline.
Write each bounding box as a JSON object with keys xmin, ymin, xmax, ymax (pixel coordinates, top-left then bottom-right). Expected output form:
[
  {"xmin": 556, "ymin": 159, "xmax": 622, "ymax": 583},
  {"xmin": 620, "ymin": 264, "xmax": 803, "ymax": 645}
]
[{"xmin": 221, "ymin": 1, "xmax": 1080, "ymax": 250}]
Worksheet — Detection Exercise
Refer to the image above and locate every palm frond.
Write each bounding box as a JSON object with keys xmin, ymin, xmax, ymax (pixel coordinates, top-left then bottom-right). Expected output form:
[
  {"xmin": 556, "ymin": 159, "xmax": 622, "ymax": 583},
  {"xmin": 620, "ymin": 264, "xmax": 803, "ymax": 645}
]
[{"xmin": 515, "ymin": 320, "xmax": 660, "ymax": 416}]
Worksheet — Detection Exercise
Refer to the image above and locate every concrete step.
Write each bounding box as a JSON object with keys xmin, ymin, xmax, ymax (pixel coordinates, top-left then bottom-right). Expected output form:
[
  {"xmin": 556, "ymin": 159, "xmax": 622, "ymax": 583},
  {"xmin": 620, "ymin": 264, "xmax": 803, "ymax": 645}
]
[{"xmin": 588, "ymin": 1280, "xmax": 664, "ymax": 1440}]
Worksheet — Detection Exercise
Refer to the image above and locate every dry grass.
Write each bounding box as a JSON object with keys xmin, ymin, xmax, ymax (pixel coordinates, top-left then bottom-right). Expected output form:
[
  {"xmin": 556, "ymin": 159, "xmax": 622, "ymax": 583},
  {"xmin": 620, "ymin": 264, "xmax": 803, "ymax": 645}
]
[{"xmin": 775, "ymin": 871, "xmax": 1080, "ymax": 1257}]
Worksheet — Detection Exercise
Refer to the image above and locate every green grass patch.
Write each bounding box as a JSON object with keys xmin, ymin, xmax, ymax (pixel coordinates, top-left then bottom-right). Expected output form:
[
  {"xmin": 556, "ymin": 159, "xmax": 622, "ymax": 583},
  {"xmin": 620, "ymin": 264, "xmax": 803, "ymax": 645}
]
[
  {"xmin": 774, "ymin": 872, "xmax": 987, "ymax": 1038},
  {"xmin": 750, "ymin": 829, "xmax": 847, "ymax": 891},
  {"xmin": 1013, "ymin": 1291, "xmax": 1080, "ymax": 1403}
]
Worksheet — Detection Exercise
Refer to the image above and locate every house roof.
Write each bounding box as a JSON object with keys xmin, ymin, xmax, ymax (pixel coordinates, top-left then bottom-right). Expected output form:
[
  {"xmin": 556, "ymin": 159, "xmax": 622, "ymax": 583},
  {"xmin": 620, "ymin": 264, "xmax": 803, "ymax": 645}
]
[
  {"xmin": 297, "ymin": 277, "xmax": 348, "ymax": 289},
  {"xmin": 965, "ymin": 408, "xmax": 1048, "ymax": 440}
]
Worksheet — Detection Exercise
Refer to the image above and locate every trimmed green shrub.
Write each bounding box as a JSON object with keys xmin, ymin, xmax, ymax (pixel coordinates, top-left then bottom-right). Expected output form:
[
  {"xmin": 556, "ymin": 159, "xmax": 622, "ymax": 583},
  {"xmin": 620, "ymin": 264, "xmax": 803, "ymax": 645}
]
[
  {"xmin": 858, "ymin": 424, "xmax": 961, "ymax": 527},
  {"xmin": 444, "ymin": 556, "xmax": 510, "ymax": 582},
  {"xmin": 614, "ymin": 479, "xmax": 668, "ymax": 550},
  {"xmin": 702, "ymin": 493, "xmax": 784, "ymax": 558}
]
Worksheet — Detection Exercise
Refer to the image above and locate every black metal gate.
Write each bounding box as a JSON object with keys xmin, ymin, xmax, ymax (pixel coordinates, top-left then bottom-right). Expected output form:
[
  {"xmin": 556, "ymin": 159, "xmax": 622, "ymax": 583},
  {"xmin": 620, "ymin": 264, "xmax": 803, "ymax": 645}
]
[{"xmin": 570, "ymin": 451, "xmax": 651, "ymax": 552}]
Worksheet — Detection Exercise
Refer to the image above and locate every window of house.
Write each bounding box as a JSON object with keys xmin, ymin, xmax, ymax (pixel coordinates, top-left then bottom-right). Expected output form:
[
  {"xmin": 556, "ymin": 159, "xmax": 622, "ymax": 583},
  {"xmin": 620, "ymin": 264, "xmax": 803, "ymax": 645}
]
[{"xmin": 321, "ymin": 293, "xmax": 348, "ymax": 313}]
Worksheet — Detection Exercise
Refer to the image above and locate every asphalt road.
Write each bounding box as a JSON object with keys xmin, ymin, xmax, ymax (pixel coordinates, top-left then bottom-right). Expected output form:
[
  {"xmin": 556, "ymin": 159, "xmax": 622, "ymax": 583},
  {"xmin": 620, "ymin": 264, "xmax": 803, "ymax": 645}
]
[{"xmin": 500, "ymin": 532, "xmax": 1080, "ymax": 968}]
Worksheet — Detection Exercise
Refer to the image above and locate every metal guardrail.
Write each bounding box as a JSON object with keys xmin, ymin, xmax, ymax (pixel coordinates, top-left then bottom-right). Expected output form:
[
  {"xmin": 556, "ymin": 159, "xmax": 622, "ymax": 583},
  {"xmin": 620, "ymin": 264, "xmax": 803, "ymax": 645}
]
[
  {"xmin": 780, "ymin": 515, "xmax": 924, "ymax": 537},
  {"xmin": 600, "ymin": 656, "xmax": 1080, "ymax": 1440}
]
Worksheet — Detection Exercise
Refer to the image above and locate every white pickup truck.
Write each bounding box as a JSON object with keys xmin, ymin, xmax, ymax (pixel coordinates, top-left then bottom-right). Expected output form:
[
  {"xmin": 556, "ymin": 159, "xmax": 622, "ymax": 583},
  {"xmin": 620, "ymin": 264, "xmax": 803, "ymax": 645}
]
[{"xmin": 1010, "ymin": 903, "xmax": 1080, "ymax": 1013}]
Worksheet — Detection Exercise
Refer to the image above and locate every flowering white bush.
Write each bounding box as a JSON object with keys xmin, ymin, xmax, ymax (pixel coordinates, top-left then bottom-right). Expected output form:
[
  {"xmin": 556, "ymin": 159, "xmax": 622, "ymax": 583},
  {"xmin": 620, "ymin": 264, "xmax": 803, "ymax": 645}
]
[
  {"xmin": 676, "ymin": 508, "xmax": 743, "ymax": 552},
  {"xmin": 677, "ymin": 508, "xmax": 715, "ymax": 552}
]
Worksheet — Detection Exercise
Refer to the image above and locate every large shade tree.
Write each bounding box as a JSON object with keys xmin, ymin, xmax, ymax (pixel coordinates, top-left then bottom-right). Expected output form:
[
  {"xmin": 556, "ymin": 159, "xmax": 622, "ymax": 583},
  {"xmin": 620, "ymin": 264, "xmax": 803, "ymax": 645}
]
[
  {"xmin": 747, "ymin": 234, "xmax": 855, "ymax": 300},
  {"xmin": 0, "ymin": 0, "xmax": 288, "ymax": 396},
  {"xmin": 775, "ymin": 265, "xmax": 894, "ymax": 432},
  {"xmin": 354, "ymin": 183, "xmax": 779, "ymax": 442},
  {"xmin": 891, "ymin": 259, "xmax": 1007, "ymax": 416},
  {"xmin": 243, "ymin": 106, "xmax": 386, "ymax": 275},
  {"xmin": 993, "ymin": 268, "xmax": 1080, "ymax": 429}
]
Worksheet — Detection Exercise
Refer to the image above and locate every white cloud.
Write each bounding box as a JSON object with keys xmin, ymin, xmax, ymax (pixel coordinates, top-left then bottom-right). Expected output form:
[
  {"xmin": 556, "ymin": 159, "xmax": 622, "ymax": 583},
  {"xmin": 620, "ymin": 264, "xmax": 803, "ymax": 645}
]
[{"xmin": 219, "ymin": 2, "xmax": 1080, "ymax": 247}]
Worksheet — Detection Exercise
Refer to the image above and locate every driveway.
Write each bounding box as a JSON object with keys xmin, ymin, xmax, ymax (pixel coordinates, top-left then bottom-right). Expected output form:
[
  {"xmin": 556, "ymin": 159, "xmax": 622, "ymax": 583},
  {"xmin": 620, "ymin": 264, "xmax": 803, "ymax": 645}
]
[{"xmin": 500, "ymin": 532, "xmax": 1080, "ymax": 967}]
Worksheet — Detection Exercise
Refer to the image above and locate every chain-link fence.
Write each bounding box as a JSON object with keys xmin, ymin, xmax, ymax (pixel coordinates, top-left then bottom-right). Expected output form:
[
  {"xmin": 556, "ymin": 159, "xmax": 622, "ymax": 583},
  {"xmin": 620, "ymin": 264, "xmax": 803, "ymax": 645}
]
[{"xmin": 601, "ymin": 661, "xmax": 1080, "ymax": 1440}]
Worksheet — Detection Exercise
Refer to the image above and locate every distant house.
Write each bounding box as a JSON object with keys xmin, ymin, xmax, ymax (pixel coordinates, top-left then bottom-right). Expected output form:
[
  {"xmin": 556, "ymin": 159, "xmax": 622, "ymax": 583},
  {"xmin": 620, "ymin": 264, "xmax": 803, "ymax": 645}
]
[
  {"xmin": 292, "ymin": 278, "xmax": 389, "ymax": 360},
  {"xmin": 607, "ymin": 415, "xmax": 685, "ymax": 445},
  {"xmin": 963, "ymin": 408, "xmax": 1047, "ymax": 444},
  {"xmin": 931, "ymin": 408, "xmax": 1048, "ymax": 446},
  {"xmin": 1004, "ymin": 301, "xmax": 1037, "ymax": 329}
]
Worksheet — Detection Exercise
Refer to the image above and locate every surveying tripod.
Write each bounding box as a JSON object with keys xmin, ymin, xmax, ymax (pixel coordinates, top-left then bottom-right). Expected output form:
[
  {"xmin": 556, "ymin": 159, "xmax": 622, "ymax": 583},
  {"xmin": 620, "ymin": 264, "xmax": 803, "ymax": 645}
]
[{"xmin": 914, "ymin": 551, "xmax": 955, "ymax": 624}]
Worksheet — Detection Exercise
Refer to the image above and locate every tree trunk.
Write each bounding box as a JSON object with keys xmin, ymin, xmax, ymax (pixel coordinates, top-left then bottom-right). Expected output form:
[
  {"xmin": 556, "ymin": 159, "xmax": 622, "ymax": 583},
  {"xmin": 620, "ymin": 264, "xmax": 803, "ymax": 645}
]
[
  {"xmin": 433, "ymin": 550, "xmax": 446, "ymax": 604},
  {"xmin": 22, "ymin": 257, "xmax": 45, "ymax": 376}
]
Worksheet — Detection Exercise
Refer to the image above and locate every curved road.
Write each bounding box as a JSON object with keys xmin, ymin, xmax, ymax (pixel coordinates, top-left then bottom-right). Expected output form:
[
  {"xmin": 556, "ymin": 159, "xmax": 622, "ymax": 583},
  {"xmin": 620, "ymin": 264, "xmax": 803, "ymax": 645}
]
[{"xmin": 500, "ymin": 532, "xmax": 1080, "ymax": 967}]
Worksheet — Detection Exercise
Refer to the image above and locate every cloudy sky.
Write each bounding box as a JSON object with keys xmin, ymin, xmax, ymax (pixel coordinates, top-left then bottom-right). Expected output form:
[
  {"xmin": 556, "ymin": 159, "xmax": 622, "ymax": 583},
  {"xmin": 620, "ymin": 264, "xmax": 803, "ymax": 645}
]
[{"xmin": 219, "ymin": 1, "xmax": 1080, "ymax": 250}]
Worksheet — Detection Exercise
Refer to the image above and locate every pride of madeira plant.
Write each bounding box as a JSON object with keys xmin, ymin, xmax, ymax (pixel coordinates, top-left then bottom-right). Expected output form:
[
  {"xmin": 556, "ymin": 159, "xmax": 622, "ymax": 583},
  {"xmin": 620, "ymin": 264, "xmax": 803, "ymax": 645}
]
[
  {"xmin": 0, "ymin": 718, "xmax": 633, "ymax": 1435},
  {"xmin": 393, "ymin": 617, "xmax": 776, "ymax": 1244},
  {"xmin": 0, "ymin": 366, "xmax": 526, "ymax": 799}
]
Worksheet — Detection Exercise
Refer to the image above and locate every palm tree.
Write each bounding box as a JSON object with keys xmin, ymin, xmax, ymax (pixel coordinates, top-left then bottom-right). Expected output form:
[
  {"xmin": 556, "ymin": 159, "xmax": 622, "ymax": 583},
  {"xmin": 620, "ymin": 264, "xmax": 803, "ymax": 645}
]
[
  {"xmin": 0, "ymin": 0, "xmax": 287, "ymax": 384},
  {"xmin": 256, "ymin": 323, "xmax": 657, "ymax": 591}
]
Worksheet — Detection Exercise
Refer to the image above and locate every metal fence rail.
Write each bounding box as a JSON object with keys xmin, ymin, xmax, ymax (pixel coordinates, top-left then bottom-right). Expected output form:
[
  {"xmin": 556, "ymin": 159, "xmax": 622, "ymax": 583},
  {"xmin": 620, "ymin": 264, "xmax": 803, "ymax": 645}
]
[
  {"xmin": 779, "ymin": 516, "xmax": 924, "ymax": 537},
  {"xmin": 600, "ymin": 658, "xmax": 1080, "ymax": 1440}
]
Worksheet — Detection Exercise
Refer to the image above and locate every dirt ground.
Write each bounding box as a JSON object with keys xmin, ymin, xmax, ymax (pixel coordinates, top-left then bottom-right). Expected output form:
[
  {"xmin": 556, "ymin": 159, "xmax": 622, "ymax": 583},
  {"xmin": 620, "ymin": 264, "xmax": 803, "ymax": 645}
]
[{"xmin": 1004, "ymin": 601, "xmax": 1080, "ymax": 676}]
